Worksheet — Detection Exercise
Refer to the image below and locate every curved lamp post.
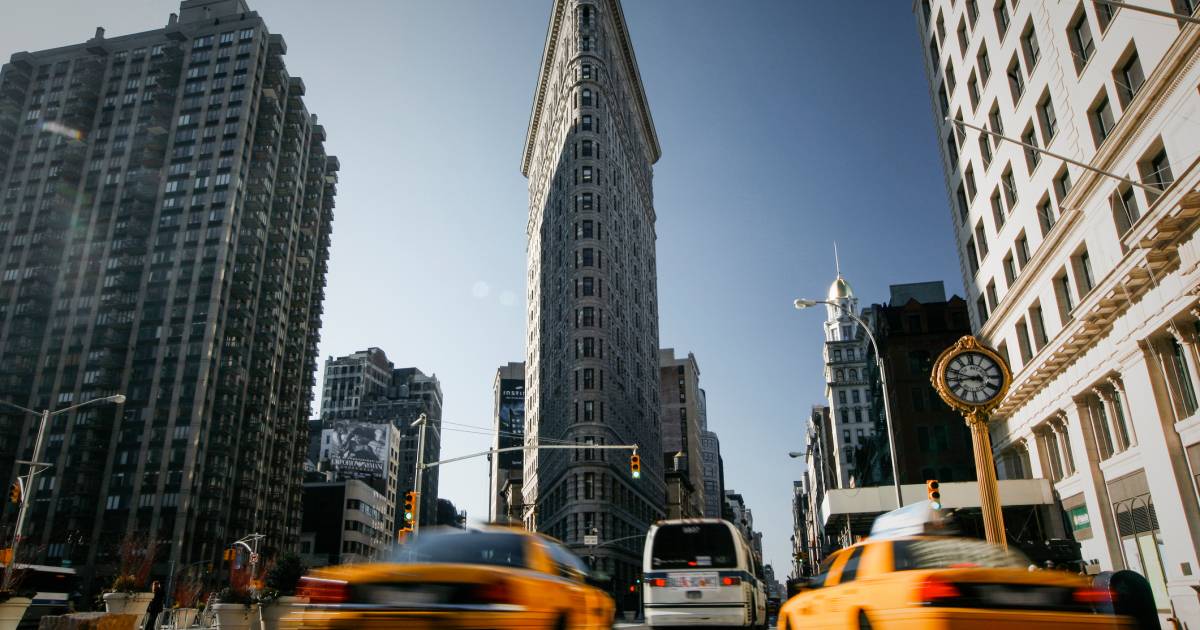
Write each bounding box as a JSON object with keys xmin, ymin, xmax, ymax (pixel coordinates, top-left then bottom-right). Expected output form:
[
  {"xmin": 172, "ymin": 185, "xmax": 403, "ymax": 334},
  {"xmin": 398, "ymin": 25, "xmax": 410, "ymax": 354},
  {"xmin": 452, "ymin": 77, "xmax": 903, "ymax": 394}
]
[{"xmin": 794, "ymin": 298, "xmax": 903, "ymax": 508}]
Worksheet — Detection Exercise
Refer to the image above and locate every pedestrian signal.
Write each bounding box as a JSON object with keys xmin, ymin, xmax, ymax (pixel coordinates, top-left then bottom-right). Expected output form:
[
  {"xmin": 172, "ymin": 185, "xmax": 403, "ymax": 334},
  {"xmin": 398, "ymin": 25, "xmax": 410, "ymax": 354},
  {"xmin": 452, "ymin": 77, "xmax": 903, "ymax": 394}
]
[
  {"xmin": 8, "ymin": 479, "xmax": 22, "ymax": 504},
  {"xmin": 630, "ymin": 454, "xmax": 641, "ymax": 479},
  {"xmin": 926, "ymin": 479, "xmax": 941, "ymax": 509},
  {"xmin": 403, "ymin": 491, "xmax": 417, "ymax": 523}
]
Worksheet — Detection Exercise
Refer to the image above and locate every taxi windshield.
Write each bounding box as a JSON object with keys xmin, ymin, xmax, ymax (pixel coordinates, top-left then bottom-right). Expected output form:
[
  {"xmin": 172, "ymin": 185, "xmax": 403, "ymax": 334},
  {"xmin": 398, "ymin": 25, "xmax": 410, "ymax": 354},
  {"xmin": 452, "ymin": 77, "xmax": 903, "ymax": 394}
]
[
  {"xmin": 391, "ymin": 530, "xmax": 527, "ymax": 568},
  {"xmin": 892, "ymin": 538, "xmax": 1030, "ymax": 570},
  {"xmin": 651, "ymin": 523, "xmax": 737, "ymax": 569}
]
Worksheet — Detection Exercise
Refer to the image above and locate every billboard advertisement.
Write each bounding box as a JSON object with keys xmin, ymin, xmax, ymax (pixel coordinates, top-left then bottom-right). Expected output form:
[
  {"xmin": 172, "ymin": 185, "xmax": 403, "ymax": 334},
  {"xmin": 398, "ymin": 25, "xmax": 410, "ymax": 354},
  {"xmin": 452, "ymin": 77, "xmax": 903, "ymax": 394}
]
[
  {"xmin": 498, "ymin": 379, "xmax": 525, "ymax": 470},
  {"xmin": 320, "ymin": 421, "xmax": 391, "ymax": 479}
]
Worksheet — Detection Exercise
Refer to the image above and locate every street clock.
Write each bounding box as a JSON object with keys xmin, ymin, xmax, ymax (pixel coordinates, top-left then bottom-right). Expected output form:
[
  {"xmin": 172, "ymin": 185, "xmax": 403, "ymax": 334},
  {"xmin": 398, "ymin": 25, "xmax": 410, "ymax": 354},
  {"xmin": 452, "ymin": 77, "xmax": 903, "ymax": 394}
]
[
  {"xmin": 930, "ymin": 335, "xmax": 1014, "ymax": 548},
  {"xmin": 931, "ymin": 335, "xmax": 1012, "ymax": 416}
]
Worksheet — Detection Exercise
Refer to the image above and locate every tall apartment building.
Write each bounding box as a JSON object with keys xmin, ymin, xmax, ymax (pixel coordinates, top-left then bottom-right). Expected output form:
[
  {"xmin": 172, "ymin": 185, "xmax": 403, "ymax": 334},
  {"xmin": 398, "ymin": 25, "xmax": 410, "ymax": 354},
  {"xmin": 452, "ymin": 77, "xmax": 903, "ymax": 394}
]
[
  {"xmin": 489, "ymin": 361, "xmax": 525, "ymax": 523},
  {"xmin": 0, "ymin": 0, "xmax": 335, "ymax": 594},
  {"xmin": 521, "ymin": 0, "xmax": 665, "ymax": 599},
  {"xmin": 698, "ymin": 392, "xmax": 725, "ymax": 519},
  {"xmin": 916, "ymin": 0, "xmax": 1200, "ymax": 621},
  {"xmin": 320, "ymin": 347, "xmax": 392, "ymax": 420},
  {"xmin": 821, "ymin": 273, "xmax": 875, "ymax": 487},
  {"xmin": 317, "ymin": 349, "xmax": 443, "ymax": 529},
  {"xmin": 800, "ymin": 405, "xmax": 837, "ymax": 563},
  {"xmin": 658, "ymin": 348, "xmax": 705, "ymax": 517}
]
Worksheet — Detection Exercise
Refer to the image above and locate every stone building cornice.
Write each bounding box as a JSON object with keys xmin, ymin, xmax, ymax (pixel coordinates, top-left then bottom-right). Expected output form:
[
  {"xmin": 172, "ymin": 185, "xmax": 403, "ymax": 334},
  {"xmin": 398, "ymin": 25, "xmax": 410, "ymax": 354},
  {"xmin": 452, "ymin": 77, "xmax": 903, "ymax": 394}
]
[{"xmin": 520, "ymin": 0, "xmax": 661, "ymax": 177}]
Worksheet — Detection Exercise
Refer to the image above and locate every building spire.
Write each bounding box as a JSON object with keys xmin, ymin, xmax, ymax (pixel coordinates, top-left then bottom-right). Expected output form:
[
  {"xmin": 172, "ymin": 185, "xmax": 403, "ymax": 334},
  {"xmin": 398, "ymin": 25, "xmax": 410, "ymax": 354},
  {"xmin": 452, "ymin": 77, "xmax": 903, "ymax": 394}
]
[{"xmin": 834, "ymin": 241, "xmax": 841, "ymax": 277}]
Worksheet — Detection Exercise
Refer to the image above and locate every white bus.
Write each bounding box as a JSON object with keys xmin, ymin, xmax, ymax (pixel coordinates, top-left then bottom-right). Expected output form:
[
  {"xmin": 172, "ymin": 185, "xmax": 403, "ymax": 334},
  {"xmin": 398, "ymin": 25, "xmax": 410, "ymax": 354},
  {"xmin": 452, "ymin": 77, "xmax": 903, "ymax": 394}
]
[{"xmin": 642, "ymin": 519, "xmax": 768, "ymax": 628}]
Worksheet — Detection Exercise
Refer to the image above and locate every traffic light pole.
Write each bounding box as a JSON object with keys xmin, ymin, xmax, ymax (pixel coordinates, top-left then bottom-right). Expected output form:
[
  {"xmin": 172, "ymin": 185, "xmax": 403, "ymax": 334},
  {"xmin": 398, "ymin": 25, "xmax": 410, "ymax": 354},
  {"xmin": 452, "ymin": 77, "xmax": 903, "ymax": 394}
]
[
  {"xmin": 5, "ymin": 409, "xmax": 49, "ymax": 591},
  {"xmin": 411, "ymin": 414, "xmax": 428, "ymax": 535}
]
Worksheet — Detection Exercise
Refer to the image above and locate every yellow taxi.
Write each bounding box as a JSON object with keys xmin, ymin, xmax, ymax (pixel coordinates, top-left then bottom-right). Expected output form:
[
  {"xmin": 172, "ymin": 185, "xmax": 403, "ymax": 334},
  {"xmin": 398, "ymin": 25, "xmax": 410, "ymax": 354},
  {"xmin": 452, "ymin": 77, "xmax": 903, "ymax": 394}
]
[
  {"xmin": 284, "ymin": 526, "xmax": 615, "ymax": 630},
  {"xmin": 778, "ymin": 535, "xmax": 1133, "ymax": 629}
]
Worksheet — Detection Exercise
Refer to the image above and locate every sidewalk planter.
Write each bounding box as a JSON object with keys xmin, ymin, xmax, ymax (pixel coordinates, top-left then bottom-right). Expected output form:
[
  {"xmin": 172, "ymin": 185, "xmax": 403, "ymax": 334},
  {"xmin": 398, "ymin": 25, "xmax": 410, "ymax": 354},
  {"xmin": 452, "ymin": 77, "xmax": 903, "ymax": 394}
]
[
  {"xmin": 258, "ymin": 597, "xmax": 306, "ymax": 630},
  {"xmin": 103, "ymin": 592, "xmax": 154, "ymax": 630},
  {"xmin": 212, "ymin": 603, "xmax": 258, "ymax": 630},
  {"xmin": 0, "ymin": 597, "xmax": 30, "ymax": 630}
]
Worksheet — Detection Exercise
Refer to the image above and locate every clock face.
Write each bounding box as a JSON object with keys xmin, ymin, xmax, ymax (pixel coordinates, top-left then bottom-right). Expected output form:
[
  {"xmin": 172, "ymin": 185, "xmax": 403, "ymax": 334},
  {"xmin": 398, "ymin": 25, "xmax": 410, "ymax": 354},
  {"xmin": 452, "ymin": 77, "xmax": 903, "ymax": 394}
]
[{"xmin": 944, "ymin": 351, "xmax": 1004, "ymax": 405}]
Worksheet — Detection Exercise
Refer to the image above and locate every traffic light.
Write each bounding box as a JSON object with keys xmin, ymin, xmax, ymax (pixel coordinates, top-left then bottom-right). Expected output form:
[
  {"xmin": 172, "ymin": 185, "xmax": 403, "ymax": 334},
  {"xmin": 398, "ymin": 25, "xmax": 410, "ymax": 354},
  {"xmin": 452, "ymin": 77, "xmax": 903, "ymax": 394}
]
[
  {"xmin": 403, "ymin": 491, "xmax": 417, "ymax": 523},
  {"xmin": 8, "ymin": 479, "xmax": 22, "ymax": 504},
  {"xmin": 630, "ymin": 454, "xmax": 641, "ymax": 479},
  {"xmin": 926, "ymin": 479, "xmax": 941, "ymax": 509}
]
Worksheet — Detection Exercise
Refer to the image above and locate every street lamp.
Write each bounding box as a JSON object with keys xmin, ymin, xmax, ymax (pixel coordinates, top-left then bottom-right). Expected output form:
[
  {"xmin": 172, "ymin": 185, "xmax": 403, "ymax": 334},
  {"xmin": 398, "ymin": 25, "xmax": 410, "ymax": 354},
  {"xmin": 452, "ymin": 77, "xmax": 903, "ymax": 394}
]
[
  {"xmin": 794, "ymin": 298, "xmax": 903, "ymax": 508},
  {"xmin": 0, "ymin": 394, "xmax": 126, "ymax": 588}
]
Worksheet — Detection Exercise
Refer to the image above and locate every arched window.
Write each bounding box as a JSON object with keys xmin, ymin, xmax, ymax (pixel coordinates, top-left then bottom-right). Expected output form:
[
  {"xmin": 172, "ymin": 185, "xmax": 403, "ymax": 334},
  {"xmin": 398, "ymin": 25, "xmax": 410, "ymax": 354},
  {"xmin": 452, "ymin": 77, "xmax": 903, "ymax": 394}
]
[
  {"xmin": 835, "ymin": 369, "xmax": 845, "ymax": 381},
  {"xmin": 849, "ymin": 368, "xmax": 858, "ymax": 380}
]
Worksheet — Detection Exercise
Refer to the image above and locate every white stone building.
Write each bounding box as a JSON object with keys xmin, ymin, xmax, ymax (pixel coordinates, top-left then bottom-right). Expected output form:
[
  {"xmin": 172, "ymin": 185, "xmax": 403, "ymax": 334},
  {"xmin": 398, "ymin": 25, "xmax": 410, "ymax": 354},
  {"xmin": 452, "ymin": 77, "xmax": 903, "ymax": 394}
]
[
  {"xmin": 916, "ymin": 0, "xmax": 1200, "ymax": 623},
  {"xmin": 822, "ymin": 274, "xmax": 876, "ymax": 488}
]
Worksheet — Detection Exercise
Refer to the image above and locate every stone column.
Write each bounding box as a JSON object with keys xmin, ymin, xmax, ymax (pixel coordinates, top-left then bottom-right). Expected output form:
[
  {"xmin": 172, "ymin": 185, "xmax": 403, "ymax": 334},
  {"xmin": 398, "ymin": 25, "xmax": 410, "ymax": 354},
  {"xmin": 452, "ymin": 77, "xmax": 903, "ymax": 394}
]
[
  {"xmin": 1093, "ymin": 385, "xmax": 1128, "ymax": 453},
  {"xmin": 1070, "ymin": 396, "xmax": 1126, "ymax": 569},
  {"xmin": 1051, "ymin": 412, "xmax": 1076, "ymax": 476},
  {"xmin": 1107, "ymin": 376, "xmax": 1136, "ymax": 448}
]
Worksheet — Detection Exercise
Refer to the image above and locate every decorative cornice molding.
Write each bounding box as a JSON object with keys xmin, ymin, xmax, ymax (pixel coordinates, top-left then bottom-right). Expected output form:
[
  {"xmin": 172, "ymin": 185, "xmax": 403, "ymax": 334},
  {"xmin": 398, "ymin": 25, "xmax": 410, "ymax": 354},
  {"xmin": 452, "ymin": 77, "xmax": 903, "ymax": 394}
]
[{"xmin": 521, "ymin": 0, "xmax": 661, "ymax": 178}]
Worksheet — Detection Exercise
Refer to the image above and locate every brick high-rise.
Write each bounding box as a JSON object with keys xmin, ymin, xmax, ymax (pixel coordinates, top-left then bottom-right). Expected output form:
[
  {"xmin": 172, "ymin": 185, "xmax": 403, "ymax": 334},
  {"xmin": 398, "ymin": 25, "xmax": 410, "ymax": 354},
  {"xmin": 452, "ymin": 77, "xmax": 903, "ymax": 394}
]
[
  {"xmin": 520, "ymin": 0, "xmax": 665, "ymax": 600},
  {"xmin": 0, "ymin": 0, "xmax": 336, "ymax": 593}
]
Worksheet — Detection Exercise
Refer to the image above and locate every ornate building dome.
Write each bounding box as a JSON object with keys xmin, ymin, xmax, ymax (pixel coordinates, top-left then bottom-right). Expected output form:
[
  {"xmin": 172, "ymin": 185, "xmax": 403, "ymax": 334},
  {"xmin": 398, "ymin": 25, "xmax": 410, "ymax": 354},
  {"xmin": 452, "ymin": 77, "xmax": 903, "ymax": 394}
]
[{"xmin": 828, "ymin": 274, "xmax": 854, "ymax": 301}]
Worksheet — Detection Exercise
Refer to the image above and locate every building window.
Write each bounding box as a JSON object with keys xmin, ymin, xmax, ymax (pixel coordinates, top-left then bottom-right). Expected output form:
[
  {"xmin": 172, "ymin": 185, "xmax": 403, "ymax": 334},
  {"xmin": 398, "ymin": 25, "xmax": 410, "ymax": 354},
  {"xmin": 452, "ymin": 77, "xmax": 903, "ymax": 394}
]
[
  {"xmin": 1054, "ymin": 168, "xmax": 1073, "ymax": 203},
  {"xmin": 1069, "ymin": 10, "xmax": 1095, "ymax": 73},
  {"xmin": 967, "ymin": 73, "xmax": 980, "ymax": 109},
  {"xmin": 977, "ymin": 296, "xmax": 989, "ymax": 325},
  {"xmin": 1139, "ymin": 145, "xmax": 1173, "ymax": 205},
  {"xmin": 1037, "ymin": 195, "xmax": 1056, "ymax": 235},
  {"xmin": 1112, "ymin": 185, "xmax": 1141, "ymax": 239},
  {"xmin": 991, "ymin": 189, "xmax": 1005, "ymax": 228},
  {"xmin": 1088, "ymin": 394, "xmax": 1116, "ymax": 460},
  {"xmin": 958, "ymin": 20, "xmax": 970, "ymax": 50},
  {"xmin": 956, "ymin": 184, "xmax": 969, "ymax": 223},
  {"xmin": 1037, "ymin": 92, "xmax": 1058, "ymax": 140},
  {"xmin": 989, "ymin": 104, "xmax": 1005, "ymax": 141},
  {"xmin": 1073, "ymin": 247, "xmax": 1095, "ymax": 296},
  {"xmin": 1167, "ymin": 335, "xmax": 1199, "ymax": 418},
  {"xmin": 974, "ymin": 221, "xmax": 989, "ymax": 258},
  {"xmin": 1114, "ymin": 48, "xmax": 1145, "ymax": 108},
  {"xmin": 979, "ymin": 134, "xmax": 993, "ymax": 168},
  {"xmin": 966, "ymin": 238, "xmax": 980, "ymax": 276},
  {"xmin": 1021, "ymin": 23, "xmax": 1041, "ymax": 69},
  {"xmin": 1016, "ymin": 232, "xmax": 1030, "ymax": 266},
  {"xmin": 1022, "ymin": 124, "xmax": 1041, "ymax": 172},
  {"xmin": 1001, "ymin": 166, "xmax": 1017, "ymax": 207},
  {"xmin": 1096, "ymin": 1, "xmax": 1117, "ymax": 30},
  {"xmin": 1003, "ymin": 253, "xmax": 1017, "ymax": 286},
  {"xmin": 1007, "ymin": 55, "xmax": 1025, "ymax": 100},
  {"xmin": 1029, "ymin": 302, "xmax": 1049, "ymax": 350},
  {"xmin": 1016, "ymin": 318, "xmax": 1034, "ymax": 363},
  {"xmin": 1056, "ymin": 269, "xmax": 1076, "ymax": 323},
  {"xmin": 978, "ymin": 45, "xmax": 991, "ymax": 83},
  {"xmin": 1090, "ymin": 92, "xmax": 1116, "ymax": 147},
  {"xmin": 986, "ymin": 280, "xmax": 999, "ymax": 314},
  {"xmin": 965, "ymin": 164, "xmax": 978, "ymax": 200},
  {"xmin": 581, "ymin": 88, "xmax": 593, "ymax": 108},
  {"xmin": 995, "ymin": 0, "xmax": 1011, "ymax": 37}
]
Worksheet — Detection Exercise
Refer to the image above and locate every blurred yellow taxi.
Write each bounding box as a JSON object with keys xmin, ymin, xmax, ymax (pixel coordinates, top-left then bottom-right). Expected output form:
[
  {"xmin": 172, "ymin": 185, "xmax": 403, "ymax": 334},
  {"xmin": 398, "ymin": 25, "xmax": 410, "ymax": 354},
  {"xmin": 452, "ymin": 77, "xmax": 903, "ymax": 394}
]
[
  {"xmin": 778, "ymin": 536, "xmax": 1133, "ymax": 629},
  {"xmin": 284, "ymin": 526, "xmax": 615, "ymax": 630}
]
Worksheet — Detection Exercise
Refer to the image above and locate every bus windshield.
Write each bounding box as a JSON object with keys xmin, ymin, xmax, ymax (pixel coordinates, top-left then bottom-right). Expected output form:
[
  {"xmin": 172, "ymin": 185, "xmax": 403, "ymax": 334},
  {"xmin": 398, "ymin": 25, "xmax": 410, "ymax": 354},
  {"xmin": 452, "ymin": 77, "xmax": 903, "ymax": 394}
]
[{"xmin": 651, "ymin": 523, "xmax": 737, "ymax": 570}]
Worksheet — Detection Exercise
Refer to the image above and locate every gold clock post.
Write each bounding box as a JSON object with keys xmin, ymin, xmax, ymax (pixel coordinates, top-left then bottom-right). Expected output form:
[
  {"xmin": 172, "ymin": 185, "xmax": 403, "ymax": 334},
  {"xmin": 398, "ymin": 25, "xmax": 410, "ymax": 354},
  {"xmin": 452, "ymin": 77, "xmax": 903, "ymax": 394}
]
[{"xmin": 931, "ymin": 335, "xmax": 1013, "ymax": 549}]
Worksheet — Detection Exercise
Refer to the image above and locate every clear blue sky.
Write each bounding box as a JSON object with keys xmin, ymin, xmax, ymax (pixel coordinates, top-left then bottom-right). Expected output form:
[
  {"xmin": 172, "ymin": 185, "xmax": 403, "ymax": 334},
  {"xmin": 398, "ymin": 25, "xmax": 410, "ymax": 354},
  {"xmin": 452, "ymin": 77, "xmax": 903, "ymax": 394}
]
[{"xmin": 2, "ymin": 1, "xmax": 963, "ymax": 576}]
